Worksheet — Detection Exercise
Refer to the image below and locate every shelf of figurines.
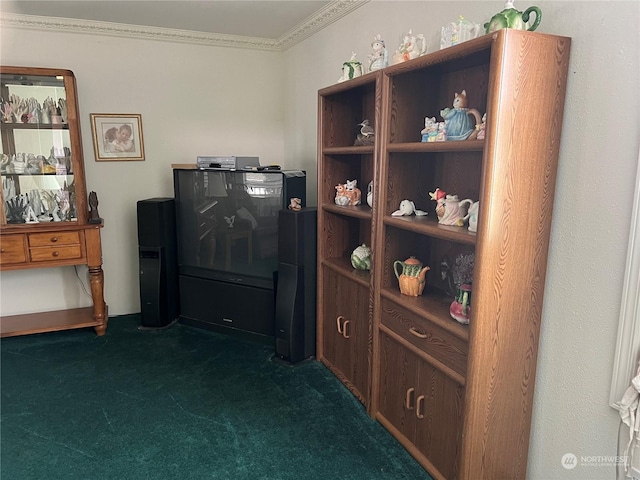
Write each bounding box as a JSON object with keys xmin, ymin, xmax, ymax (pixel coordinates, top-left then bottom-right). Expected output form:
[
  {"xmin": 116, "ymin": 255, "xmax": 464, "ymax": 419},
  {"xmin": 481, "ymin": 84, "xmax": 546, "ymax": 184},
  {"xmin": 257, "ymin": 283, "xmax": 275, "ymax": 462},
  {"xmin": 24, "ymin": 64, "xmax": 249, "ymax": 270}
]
[{"xmin": 1, "ymin": 151, "xmax": 73, "ymax": 176}]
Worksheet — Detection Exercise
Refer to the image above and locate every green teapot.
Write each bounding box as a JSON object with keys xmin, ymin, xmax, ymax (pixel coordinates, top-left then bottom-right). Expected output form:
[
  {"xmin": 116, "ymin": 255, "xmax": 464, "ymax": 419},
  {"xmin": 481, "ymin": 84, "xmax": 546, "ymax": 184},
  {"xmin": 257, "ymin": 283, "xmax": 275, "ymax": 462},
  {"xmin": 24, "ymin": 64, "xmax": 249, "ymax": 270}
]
[{"xmin": 484, "ymin": 1, "xmax": 542, "ymax": 33}]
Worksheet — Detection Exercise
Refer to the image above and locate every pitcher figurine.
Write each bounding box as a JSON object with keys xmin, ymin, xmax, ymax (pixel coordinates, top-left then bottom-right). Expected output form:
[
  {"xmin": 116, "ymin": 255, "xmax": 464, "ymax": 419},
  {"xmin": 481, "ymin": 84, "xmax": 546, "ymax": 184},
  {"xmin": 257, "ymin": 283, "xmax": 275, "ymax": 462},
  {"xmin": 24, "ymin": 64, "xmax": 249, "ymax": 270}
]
[
  {"xmin": 485, "ymin": 1, "xmax": 542, "ymax": 33},
  {"xmin": 394, "ymin": 256, "xmax": 430, "ymax": 297},
  {"xmin": 450, "ymin": 284, "xmax": 472, "ymax": 324},
  {"xmin": 440, "ymin": 90, "xmax": 482, "ymax": 141}
]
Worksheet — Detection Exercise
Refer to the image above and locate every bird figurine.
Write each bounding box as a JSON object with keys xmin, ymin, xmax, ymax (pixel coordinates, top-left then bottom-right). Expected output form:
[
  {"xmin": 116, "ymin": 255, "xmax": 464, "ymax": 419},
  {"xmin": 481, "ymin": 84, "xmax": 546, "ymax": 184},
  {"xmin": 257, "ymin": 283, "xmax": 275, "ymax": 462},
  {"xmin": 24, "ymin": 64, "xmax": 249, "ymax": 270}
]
[{"xmin": 354, "ymin": 119, "xmax": 375, "ymax": 146}]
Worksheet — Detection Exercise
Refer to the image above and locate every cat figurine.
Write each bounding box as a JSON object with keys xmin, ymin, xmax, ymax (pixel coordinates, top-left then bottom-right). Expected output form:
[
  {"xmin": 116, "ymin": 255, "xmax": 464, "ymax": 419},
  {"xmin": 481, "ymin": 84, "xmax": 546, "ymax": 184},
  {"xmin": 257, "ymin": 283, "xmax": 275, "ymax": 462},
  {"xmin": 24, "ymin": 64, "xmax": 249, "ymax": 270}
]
[
  {"xmin": 440, "ymin": 90, "xmax": 482, "ymax": 141},
  {"xmin": 344, "ymin": 179, "xmax": 361, "ymax": 206}
]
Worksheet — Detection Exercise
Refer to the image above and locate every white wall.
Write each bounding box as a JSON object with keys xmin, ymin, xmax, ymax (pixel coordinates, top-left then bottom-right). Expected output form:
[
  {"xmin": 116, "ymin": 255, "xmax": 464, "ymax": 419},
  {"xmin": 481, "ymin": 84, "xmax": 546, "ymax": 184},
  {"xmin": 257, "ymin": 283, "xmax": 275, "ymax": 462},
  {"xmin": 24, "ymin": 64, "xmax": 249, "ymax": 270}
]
[
  {"xmin": 282, "ymin": 1, "xmax": 639, "ymax": 479},
  {"xmin": 0, "ymin": 28, "xmax": 285, "ymax": 315},
  {"xmin": 1, "ymin": 2, "xmax": 639, "ymax": 479}
]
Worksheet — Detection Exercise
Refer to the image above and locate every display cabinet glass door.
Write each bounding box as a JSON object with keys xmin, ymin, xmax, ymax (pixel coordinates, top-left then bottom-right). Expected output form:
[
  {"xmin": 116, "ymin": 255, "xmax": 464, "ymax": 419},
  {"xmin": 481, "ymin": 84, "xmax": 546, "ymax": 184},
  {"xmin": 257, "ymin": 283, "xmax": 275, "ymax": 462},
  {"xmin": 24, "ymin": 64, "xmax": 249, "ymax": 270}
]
[{"xmin": 1, "ymin": 73, "xmax": 77, "ymax": 224}]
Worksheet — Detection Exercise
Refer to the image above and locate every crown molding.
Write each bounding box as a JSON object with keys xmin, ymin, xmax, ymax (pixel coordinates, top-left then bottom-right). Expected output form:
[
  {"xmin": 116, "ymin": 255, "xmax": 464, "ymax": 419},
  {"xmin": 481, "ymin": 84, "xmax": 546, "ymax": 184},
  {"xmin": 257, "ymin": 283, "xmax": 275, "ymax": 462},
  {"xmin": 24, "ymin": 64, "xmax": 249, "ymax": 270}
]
[{"xmin": 0, "ymin": 0, "xmax": 369, "ymax": 52}]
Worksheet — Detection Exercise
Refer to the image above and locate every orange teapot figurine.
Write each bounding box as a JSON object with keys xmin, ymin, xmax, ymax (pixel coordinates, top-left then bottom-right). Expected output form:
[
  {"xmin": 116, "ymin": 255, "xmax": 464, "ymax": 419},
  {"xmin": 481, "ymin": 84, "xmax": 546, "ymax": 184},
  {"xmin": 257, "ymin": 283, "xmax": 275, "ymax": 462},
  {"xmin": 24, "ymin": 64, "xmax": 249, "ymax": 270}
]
[{"xmin": 393, "ymin": 256, "xmax": 430, "ymax": 297}]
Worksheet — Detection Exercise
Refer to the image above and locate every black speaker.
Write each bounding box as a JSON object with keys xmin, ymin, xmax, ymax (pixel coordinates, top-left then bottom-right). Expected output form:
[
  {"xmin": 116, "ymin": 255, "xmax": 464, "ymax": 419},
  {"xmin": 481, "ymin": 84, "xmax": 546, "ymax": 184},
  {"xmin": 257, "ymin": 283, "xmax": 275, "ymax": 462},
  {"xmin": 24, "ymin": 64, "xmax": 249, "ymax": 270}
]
[
  {"xmin": 274, "ymin": 208, "xmax": 317, "ymax": 363},
  {"xmin": 137, "ymin": 198, "xmax": 179, "ymax": 328}
]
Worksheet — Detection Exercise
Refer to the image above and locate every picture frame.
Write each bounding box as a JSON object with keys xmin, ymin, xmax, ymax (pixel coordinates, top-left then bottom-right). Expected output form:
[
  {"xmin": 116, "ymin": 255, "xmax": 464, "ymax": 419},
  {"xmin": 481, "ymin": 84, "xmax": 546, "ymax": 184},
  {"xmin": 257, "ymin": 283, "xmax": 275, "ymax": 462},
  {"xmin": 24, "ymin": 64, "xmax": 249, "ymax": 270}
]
[{"xmin": 90, "ymin": 113, "xmax": 145, "ymax": 161}]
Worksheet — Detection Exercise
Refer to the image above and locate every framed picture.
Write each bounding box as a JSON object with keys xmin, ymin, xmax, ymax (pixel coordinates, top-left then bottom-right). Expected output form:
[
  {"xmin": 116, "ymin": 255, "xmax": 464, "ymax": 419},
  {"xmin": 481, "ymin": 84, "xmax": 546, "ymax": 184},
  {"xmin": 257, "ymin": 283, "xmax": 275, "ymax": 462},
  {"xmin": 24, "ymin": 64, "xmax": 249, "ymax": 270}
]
[{"xmin": 90, "ymin": 113, "xmax": 145, "ymax": 161}]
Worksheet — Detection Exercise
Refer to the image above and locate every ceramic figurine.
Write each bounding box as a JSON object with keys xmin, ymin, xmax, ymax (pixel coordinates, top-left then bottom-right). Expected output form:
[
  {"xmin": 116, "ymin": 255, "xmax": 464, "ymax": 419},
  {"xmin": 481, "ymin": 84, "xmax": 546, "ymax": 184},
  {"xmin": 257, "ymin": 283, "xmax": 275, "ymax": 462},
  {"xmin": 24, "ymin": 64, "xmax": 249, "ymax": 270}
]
[
  {"xmin": 338, "ymin": 52, "xmax": 364, "ymax": 83},
  {"xmin": 441, "ymin": 16, "xmax": 482, "ymax": 50},
  {"xmin": 1, "ymin": 99, "xmax": 14, "ymax": 123},
  {"xmin": 429, "ymin": 188, "xmax": 447, "ymax": 220},
  {"xmin": 436, "ymin": 122, "xmax": 447, "ymax": 141},
  {"xmin": 429, "ymin": 188, "xmax": 473, "ymax": 226},
  {"xmin": 366, "ymin": 181, "xmax": 373, "ymax": 208},
  {"xmin": 440, "ymin": 90, "xmax": 482, "ymax": 141},
  {"xmin": 421, "ymin": 117, "xmax": 438, "ymax": 142},
  {"xmin": 394, "ymin": 256, "xmax": 430, "ymax": 297},
  {"xmin": 354, "ymin": 119, "xmax": 375, "ymax": 146},
  {"xmin": 476, "ymin": 113, "xmax": 487, "ymax": 140},
  {"xmin": 288, "ymin": 197, "xmax": 302, "ymax": 211},
  {"xmin": 351, "ymin": 244, "xmax": 372, "ymax": 270},
  {"xmin": 335, "ymin": 184, "xmax": 350, "ymax": 206},
  {"xmin": 391, "ymin": 30, "xmax": 427, "ymax": 65},
  {"xmin": 391, "ymin": 199, "xmax": 427, "ymax": 217},
  {"xmin": 344, "ymin": 179, "xmax": 361, "ymax": 206},
  {"xmin": 466, "ymin": 201, "xmax": 480, "ymax": 232},
  {"xmin": 485, "ymin": 0, "xmax": 542, "ymax": 33},
  {"xmin": 368, "ymin": 34, "xmax": 388, "ymax": 72},
  {"xmin": 450, "ymin": 284, "xmax": 472, "ymax": 324}
]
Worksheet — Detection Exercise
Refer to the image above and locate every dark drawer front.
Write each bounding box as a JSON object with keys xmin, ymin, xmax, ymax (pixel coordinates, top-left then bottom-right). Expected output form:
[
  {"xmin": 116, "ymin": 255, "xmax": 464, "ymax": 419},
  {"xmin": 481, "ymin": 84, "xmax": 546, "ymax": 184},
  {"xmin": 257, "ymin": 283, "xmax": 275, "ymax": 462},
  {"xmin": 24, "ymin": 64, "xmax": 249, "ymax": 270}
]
[{"xmin": 381, "ymin": 298, "xmax": 468, "ymax": 377}]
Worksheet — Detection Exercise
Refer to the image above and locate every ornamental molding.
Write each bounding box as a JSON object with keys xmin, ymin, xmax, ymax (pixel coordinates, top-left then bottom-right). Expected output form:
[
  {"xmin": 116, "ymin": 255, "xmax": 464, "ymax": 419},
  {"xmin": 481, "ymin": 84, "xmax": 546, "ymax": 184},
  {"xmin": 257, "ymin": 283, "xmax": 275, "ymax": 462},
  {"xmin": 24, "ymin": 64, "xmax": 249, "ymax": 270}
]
[{"xmin": 0, "ymin": 0, "xmax": 368, "ymax": 52}]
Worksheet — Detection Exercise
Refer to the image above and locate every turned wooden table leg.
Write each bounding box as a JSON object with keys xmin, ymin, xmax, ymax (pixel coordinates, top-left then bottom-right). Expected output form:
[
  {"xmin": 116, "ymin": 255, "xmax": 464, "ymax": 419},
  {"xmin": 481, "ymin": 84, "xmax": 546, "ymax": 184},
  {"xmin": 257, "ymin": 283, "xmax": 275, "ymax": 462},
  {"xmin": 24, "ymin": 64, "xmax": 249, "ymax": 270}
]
[{"xmin": 85, "ymin": 226, "xmax": 107, "ymax": 335}]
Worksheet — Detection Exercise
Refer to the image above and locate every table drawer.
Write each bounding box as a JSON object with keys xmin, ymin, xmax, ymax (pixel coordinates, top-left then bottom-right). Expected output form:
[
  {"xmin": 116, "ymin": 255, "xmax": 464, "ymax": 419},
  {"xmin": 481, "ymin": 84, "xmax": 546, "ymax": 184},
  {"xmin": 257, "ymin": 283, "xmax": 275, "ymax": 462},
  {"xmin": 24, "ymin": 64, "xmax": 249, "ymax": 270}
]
[
  {"xmin": 30, "ymin": 245, "xmax": 83, "ymax": 262},
  {"xmin": 28, "ymin": 231, "xmax": 81, "ymax": 247},
  {"xmin": 0, "ymin": 235, "xmax": 27, "ymax": 265},
  {"xmin": 381, "ymin": 298, "xmax": 468, "ymax": 377}
]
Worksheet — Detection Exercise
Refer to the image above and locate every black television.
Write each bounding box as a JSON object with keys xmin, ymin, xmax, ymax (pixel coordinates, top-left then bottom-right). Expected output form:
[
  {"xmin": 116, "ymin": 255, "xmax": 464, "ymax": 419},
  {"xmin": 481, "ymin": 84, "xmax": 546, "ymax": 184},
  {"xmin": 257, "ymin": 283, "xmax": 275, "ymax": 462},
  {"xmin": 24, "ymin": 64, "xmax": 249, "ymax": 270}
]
[{"xmin": 173, "ymin": 167, "xmax": 306, "ymax": 340}]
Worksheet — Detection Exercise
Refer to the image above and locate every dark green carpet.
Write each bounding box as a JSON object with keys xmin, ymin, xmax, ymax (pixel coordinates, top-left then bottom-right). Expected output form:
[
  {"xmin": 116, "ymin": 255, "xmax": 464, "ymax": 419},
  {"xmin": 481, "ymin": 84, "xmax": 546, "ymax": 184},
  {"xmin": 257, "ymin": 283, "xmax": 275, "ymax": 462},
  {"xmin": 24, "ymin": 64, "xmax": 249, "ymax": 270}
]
[{"xmin": 1, "ymin": 315, "xmax": 432, "ymax": 480}]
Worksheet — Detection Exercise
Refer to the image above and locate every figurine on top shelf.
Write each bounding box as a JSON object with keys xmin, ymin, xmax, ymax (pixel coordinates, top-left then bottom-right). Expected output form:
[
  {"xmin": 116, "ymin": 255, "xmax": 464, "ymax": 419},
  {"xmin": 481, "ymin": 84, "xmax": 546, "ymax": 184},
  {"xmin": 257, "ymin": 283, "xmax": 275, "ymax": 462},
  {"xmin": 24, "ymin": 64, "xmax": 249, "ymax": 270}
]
[
  {"xmin": 485, "ymin": 0, "xmax": 542, "ymax": 33},
  {"xmin": 390, "ymin": 30, "xmax": 427, "ymax": 65},
  {"xmin": 440, "ymin": 90, "xmax": 482, "ymax": 141},
  {"xmin": 440, "ymin": 16, "xmax": 482, "ymax": 50},
  {"xmin": 338, "ymin": 52, "xmax": 364, "ymax": 83},
  {"xmin": 368, "ymin": 34, "xmax": 388, "ymax": 72},
  {"xmin": 354, "ymin": 119, "xmax": 374, "ymax": 146}
]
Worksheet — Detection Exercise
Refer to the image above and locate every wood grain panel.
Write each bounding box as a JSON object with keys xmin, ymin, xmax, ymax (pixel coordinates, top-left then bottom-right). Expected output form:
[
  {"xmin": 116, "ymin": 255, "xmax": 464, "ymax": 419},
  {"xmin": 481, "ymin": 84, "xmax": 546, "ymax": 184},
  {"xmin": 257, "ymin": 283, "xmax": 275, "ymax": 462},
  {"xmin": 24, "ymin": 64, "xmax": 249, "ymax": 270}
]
[
  {"xmin": 28, "ymin": 231, "xmax": 80, "ymax": 247},
  {"xmin": 0, "ymin": 234, "xmax": 26, "ymax": 265}
]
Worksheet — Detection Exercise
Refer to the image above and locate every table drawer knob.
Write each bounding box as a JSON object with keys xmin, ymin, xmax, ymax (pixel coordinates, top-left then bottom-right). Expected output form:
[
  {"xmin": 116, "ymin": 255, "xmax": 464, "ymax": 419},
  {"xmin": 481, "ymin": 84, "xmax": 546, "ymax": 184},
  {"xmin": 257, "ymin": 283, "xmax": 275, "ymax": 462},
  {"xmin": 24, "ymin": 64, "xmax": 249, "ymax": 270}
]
[
  {"xmin": 51, "ymin": 237, "xmax": 58, "ymax": 242},
  {"xmin": 52, "ymin": 251, "xmax": 59, "ymax": 257}
]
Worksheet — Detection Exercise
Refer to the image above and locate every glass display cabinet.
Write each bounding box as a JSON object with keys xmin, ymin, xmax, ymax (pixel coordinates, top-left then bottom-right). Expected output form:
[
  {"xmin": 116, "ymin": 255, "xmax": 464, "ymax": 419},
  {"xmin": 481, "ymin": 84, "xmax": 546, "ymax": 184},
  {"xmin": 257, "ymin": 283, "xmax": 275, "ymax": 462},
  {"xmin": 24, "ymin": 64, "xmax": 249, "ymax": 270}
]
[{"xmin": 0, "ymin": 66, "xmax": 106, "ymax": 337}]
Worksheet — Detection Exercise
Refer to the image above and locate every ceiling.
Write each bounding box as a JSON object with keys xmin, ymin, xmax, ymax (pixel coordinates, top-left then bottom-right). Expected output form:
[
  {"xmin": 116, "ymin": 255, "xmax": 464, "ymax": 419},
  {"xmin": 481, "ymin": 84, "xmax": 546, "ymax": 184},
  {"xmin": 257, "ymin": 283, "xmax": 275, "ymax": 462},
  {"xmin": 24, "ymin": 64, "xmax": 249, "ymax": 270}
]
[{"xmin": 0, "ymin": 0, "xmax": 364, "ymax": 50}]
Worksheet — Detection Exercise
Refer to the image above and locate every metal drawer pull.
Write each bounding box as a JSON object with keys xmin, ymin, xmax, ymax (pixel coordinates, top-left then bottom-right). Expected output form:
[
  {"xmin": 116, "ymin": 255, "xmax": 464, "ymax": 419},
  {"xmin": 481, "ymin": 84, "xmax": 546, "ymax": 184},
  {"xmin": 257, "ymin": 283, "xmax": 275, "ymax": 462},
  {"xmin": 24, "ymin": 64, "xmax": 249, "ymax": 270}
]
[
  {"xmin": 50, "ymin": 237, "xmax": 58, "ymax": 242},
  {"xmin": 409, "ymin": 327, "xmax": 428, "ymax": 339},
  {"xmin": 342, "ymin": 320, "xmax": 350, "ymax": 339},
  {"xmin": 405, "ymin": 387, "xmax": 415, "ymax": 410},
  {"xmin": 336, "ymin": 315, "xmax": 344, "ymax": 333},
  {"xmin": 416, "ymin": 395, "xmax": 425, "ymax": 418}
]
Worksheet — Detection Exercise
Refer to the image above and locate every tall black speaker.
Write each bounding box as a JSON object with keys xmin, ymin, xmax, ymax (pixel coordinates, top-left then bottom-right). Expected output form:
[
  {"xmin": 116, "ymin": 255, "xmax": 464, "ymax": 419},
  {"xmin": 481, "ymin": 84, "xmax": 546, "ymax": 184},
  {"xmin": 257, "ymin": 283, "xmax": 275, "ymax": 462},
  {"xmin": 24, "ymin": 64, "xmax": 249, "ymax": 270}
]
[
  {"xmin": 274, "ymin": 208, "xmax": 317, "ymax": 363},
  {"xmin": 137, "ymin": 198, "xmax": 179, "ymax": 328}
]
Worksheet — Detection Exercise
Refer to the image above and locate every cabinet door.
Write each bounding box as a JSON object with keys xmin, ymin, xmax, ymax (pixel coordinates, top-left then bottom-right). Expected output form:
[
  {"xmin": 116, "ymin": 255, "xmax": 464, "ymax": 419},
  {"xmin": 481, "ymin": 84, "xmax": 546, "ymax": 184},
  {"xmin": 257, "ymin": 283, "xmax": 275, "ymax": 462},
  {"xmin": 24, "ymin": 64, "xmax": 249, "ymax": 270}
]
[
  {"xmin": 1, "ymin": 68, "xmax": 87, "ymax": 225},
  {"xmin": 379, "ymin": 331, "xmax": 464, "ymax": 479},
  {"xmin": 321, "ymin": 267, "xmax": 370, "ymax": 403},
  {"xmin": 414, "ymin": 356, "xmax": 464, "ymax": 479},
  {"xmin": 378, "ymin": 331, "xmax": 420, "ymax": 445}
]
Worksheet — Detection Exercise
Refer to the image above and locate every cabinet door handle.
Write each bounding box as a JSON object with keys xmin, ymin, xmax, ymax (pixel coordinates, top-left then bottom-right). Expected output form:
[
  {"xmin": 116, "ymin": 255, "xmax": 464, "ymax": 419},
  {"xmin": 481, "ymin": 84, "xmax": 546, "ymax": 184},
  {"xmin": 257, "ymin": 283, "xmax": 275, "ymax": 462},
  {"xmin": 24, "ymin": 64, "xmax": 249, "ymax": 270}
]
[
  {"xmin": 336, "ymin": 315, "xmax": 344, "ymax": 333},
  {"xmin": 342, "ymin": 320, "xmax": 350, "ymax": 339},
  {"xmin": 409, "ymin": 327, "xmax": 428, "ymax": 339},
  {"xmin": 405, "ymin": 387, "xmax": 415, "ymax": 410},
  {"xmin": 50, "ymin": 237, "xmax": 58, "ymax": 242},
  {"xmin": 416, "ymin": 395, "xmax": 425, "ymax": 419}
]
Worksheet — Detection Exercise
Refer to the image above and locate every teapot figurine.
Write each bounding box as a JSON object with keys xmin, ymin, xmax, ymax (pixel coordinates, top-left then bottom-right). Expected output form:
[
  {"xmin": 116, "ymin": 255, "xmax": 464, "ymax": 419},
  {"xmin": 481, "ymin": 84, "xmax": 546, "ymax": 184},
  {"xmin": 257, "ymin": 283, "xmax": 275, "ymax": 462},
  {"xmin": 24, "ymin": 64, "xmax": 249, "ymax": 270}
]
[
  {"xmin": 485, "ymin": 1, "xmax": 542, "ymax": 33},
  {"xmin": 430, "ymin": 188, "xmax": 474, "ymax": 227},
  {"xmin": 394, "ymin": 256, "xmax": 430, "ymax": 297}
]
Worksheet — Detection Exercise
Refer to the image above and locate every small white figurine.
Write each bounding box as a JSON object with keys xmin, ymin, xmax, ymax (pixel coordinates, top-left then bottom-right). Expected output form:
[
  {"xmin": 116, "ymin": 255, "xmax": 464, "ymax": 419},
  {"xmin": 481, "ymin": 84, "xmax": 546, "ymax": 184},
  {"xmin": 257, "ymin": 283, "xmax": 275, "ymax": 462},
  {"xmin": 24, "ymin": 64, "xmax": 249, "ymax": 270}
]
[
  {"xmin": 391, "ymin": 199, "xmax": 428, "ymax": 217},
  {"xmin": 338, "ymin": 52, "xmax": 364, "ymax": 83},
  {"xmin": 344, "ymin": 179, "xmax": 361, "ymax": 206},
  {"xmin": 391, "ymin": 30, "xmax": 427, "ymax": 65},
  {"xmin": 368, "ymin": 34, "xmax": 388, "ymax": 72}
]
